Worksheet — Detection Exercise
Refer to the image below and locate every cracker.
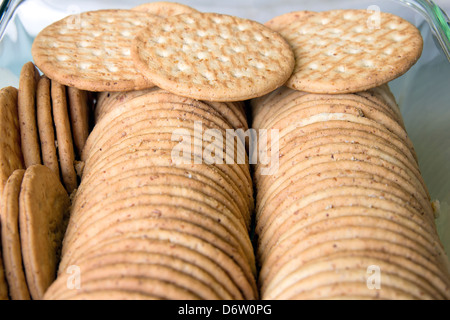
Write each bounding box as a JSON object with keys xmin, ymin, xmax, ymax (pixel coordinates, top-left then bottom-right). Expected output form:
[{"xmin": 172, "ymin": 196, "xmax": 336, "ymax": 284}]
[
  {"xmin": 132, "ymin": 1, "xmax": 198, "ymax": 17},
  {"xmin": 46, "ymin": 248, "xmax": 231, "ymax": 300},
  {"xmin": 67, "ymin": 86, "xmax": 90, "ymax": 157},
  {"xmin": 51, "ymin": 81, "xmax": 78, "ymax": 194},
  {"xmin": 59, "ymin": 221, "xmax": 257, "ymax": 300},
  {"xmin": 17, "ymin": 62, "xmax": 41, "ymax": 168},
  {"xmin": 132, "ymin": 12, "xmax": 295, "ymax": 101},
  {"xmin": 267, "ymin": 238, "xmax": 450, "ymax": 299},
  {"xmin": 265, "ymin": 10, "xmax": 315, "ymax": 32},
  {"xmin": 0, "ymin": 87, "xmax": 24, "ymax": 196},
  {"xmin": 36, "ymin": 76, "xmax": 60, "ymax": 178},
  {"xmin": 277, "ymin": 9, "xmax": 423, "ymax": 93},
  {"xmin": 67, "ymin": 238, "xmax": 241, "ymax": 299},
  {"xmin": 19, "ymin": 164, "xmax": 70, "ymax": 300},
  {"xmin": 0, "ymin": 169, "xmax": 30, "ymax": 300},
  {"xmin": 32, "ymin": 10, "xmax": 162, "ymax": 92}
]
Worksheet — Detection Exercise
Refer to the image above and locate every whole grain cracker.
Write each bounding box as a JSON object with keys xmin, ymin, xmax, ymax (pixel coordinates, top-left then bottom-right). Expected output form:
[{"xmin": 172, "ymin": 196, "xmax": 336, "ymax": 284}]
[
  {"xmin": 36, "ymin": 76, "xmax": 60, "ymax": 178},
  {"xmin": 65, "ymin": 191, "xmax": 253, "ymax": 269},
  {"xmin": 63, "ymin": 213, "xmax": 255, "ymax": 285},
  {"xmin": 18, "ymin": 62, "xmax": 41, "ymax": 168},
  {"xmin": 132, "ymin": 12, "xmax": 295, "ymax": 101},
  {"xmin": 51, "ymin": 81, "xmax": 78, "ymax": 194},
  {"xmin": 54, "ymin": 262, "xmax": 212, "ymax": 300},
  {"xmin": 132, "ymin": 1, "xmax": 198, "ymax": 17},
  {"xmin": 0, "ymin": 250, "xmax": 6, "ymax": 300},
  {"xmin": 67, "ymin": 86, "xmax": 90, "ymax": 157},
  {"xmin": 58, "ymin": 220, "xmax": 257, "ymax": 299},
  {"xmin": 60, "ymin": 237, "xmax": 241, "ymax": 299},
  {"xmin": 0, "ymin": 169, "xmax": 30, "ymax": 300},
  {"xmin": 277, "ymin": 9, "xmax": 423, "ymax": 93},
  {"xmin": 19, "ymin": 165, "xmax": 70, "ymax": 300},
  {"xmin": 32, "ymin": 10, "xmax": 162, "ymax": 92},
  {"xmin": 265, "ymin": 249, "xmax": 448, "ymax": 299},
  {"xmin": 0, "ymin": 87, "xmax": 24, "ymax": 197}
]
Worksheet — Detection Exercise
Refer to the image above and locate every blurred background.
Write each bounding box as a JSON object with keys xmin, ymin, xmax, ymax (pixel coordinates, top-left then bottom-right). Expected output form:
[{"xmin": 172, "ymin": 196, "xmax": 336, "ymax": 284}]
[{"xmin": 1, "ymin": 0, "xmax": 450, "ymax": 260}]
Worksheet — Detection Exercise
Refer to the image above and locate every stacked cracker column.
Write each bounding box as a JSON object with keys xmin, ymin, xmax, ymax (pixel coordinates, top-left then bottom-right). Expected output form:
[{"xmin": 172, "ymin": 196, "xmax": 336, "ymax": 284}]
[
  {"xmin": 251, "ymin": 10, "xmax": 450, "ymax": 299},
  {"xmin": 43, "ymin": 88, "xmax": 258, "ymax": 300}
]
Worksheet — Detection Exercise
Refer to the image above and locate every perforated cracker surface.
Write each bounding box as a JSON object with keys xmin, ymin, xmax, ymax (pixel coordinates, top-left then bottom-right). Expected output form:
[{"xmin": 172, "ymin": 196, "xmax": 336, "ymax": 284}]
[
  {"xmin": 132, "ymin": 12, "xmax": 295, "ymax": 101},
  {"xmin": 278, "ymin": 10, "xmax": 423, "ymax": 94},
  {"xmin": 32, "ymin": 10, "xmax": 162, "ymax": 92}
]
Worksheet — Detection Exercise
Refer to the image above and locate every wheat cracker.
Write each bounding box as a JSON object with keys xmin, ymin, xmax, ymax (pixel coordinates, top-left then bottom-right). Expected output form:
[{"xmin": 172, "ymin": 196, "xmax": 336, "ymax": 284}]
[
  {"xmin": 132, "ymin": 12, "xmax": 295, "ymax": 101},
  {"xmin": 32, "ymin": 10, "xmax": 162, "ymax": 92},
  {"xmin": 0, "ymin": 169, "xmax": 30, "ymax": 300}
]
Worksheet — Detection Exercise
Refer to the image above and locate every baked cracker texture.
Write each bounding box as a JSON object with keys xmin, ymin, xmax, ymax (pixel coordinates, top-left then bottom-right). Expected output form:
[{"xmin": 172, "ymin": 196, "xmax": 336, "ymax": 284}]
[{"xmin": 132, "ymin": 12, "xmax": 295, "ymax": 101}]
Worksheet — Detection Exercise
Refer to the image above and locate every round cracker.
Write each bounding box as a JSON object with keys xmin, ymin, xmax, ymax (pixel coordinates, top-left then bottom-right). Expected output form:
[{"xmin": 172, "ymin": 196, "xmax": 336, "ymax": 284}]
[
  {"xmin": 279, "ymin": 9, "xmax": 423, "ymax": 93},
  {"xmin": 132, "ymin": 12, "xmax": 295, "ymax": 101},
  {"xmin": 51, "ymin": 80, "xmax": 78, "ymax": 194},
  {"xmin": 17, "ymin": 62, "xmax": 41, "ymax": 168},
  {"xmin": 36, "ymin": 76, "xmax": 60, "ymax": 178},
  {"xmin": 0, "ymin": 169, "xmax": 30, "ymax": 300},
  {"xmin": 32, "ymin": 10, "xmax": 162, "ymax": 92},
  {"xmin": 0, "ymin": 86, "xmax": 24, "ymax": 196},
  {"xmin": 19, "ymin": 164, "xmax": 70, "ymax": 300}
]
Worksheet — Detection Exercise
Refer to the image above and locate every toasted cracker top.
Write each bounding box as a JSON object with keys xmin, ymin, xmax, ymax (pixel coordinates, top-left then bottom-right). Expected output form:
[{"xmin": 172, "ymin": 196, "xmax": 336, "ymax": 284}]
[
  {"xmin": 132, "ymin": 12, "xmax": 295, "ymax": 102},
  {"xmin": 32, "ymin": 9, "xmax": 162, "ymax": 92},
  {"xmin": 276, "ymin": 9, "xmax": 423, "ymax": 94}
]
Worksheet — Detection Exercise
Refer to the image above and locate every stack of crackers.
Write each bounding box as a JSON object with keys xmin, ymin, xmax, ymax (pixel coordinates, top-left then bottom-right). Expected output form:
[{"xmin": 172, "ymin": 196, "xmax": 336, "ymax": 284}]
[
  {"xmin": 251, "ymin": 10, "xmax": 450, "ymax": 299},
  {"xmin": 1, "ymin": 1, "xmax": 449, "ymax": 300},
  {"xmin": 27, "ymin": 2, "xmax": 293, "ymax": 300}
]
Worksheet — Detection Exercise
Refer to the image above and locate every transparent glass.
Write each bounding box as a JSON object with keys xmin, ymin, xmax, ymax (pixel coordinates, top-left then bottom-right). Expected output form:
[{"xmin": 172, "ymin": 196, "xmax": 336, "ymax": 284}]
[{"xmin": 1, "ymin": 0, "xmax": 450, "ymax": 259}]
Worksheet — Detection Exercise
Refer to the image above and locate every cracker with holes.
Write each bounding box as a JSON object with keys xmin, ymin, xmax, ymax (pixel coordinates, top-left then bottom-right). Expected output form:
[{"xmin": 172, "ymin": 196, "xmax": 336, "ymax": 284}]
[
  {"xmin": 31, "ymin": 9, "xmax": 162, "ymax": 92},
  {"xmin": 275, "ymin": 9, "xmax": 423, "ymax": 94},
  {"xmin": 132, "ymin": 12, "xmax": 295, "ymax": 101}
]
